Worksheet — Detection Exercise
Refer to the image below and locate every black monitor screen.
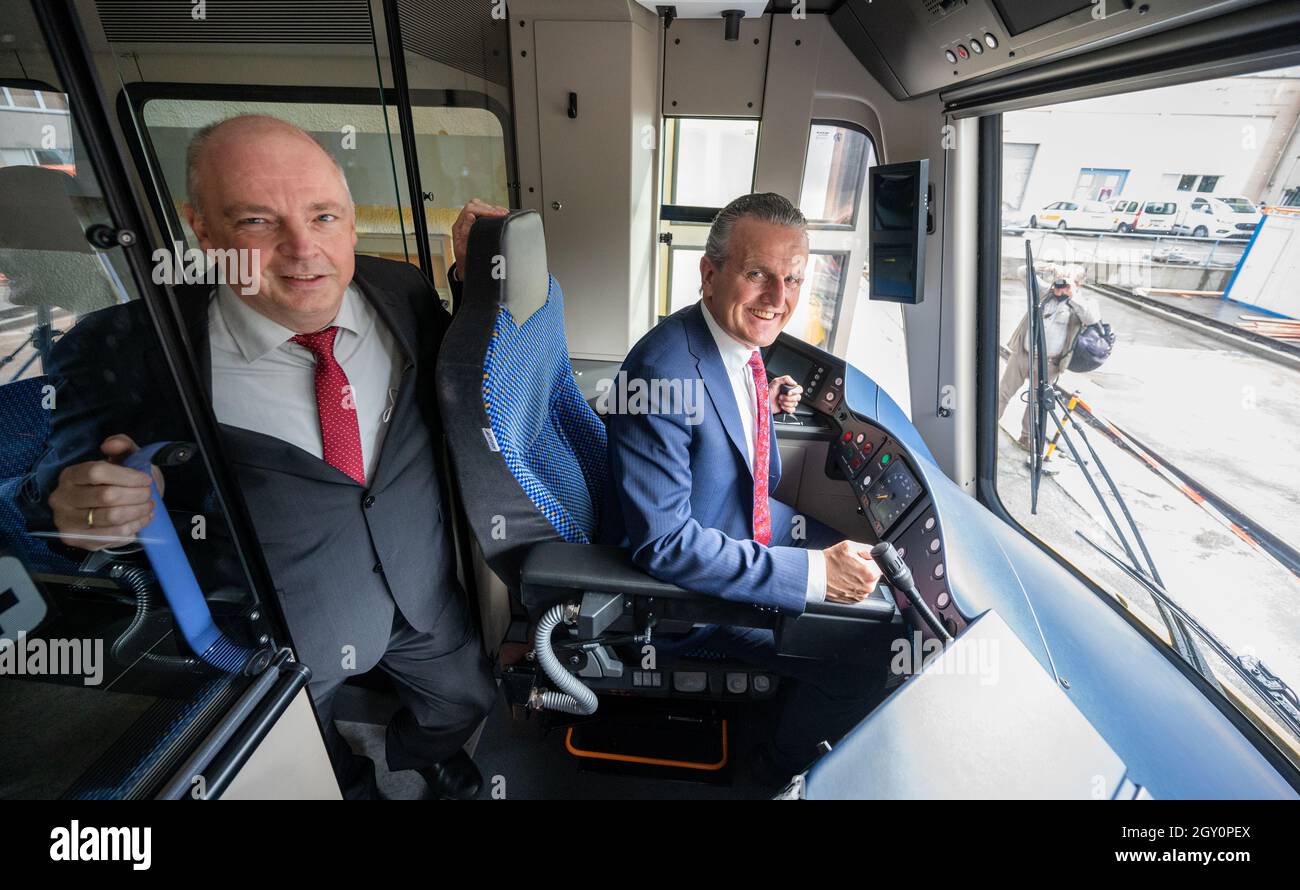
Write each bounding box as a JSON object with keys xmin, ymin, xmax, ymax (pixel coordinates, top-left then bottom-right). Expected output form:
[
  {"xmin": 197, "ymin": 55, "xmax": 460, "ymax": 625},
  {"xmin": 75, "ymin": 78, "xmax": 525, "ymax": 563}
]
[
  {"xmin": 990, "ymin": 0, "xmax": 1092, "ymax": 37},
  {"xmin": 765, "ymin": 348, "xmax": 815, "ymax": 387},
  {"xmin": 871, "ymin": 245, "xmax": 915, "ymax": 300},
  {"xmin": 872, "ymin": 171, "xmax": 917, "ymax": 232}
]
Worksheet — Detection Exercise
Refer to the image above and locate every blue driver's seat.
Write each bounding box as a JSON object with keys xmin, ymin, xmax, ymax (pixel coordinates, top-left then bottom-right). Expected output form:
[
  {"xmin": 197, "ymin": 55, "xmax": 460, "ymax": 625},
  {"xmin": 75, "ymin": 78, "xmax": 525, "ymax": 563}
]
[{"xmin": 436, "ymin": 210, "xmax": 823, "ymax": 716}]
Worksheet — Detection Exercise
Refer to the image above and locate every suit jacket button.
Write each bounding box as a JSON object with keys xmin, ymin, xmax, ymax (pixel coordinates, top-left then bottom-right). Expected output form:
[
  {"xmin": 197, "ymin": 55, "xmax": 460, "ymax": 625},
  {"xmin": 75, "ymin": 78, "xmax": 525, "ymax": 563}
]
[
  {"xmin": 373, "ymin": 562, "xmax": 383, "ymax": 574},
  {"xmin": 363, "ymin": 494, "xmax": 376, "ymax": 508}
]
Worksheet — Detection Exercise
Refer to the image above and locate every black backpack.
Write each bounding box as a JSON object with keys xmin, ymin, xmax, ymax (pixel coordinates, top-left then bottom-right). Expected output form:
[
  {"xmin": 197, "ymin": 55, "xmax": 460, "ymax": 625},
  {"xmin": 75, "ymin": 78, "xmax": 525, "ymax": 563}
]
[{"xmin": 1068, "ymin": 321, "xmax": 1117, "ymax": 372}]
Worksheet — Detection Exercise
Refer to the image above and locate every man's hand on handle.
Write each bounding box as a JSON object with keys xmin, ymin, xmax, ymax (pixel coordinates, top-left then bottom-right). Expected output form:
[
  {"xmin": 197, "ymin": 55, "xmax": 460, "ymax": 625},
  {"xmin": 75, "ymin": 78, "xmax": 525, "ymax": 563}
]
[
  {"xmin": 768, "ymin": 374, "xmax": 803, "ymax": 415},
  {"xmin": 822, "ymin": 539, "xmax": 882, "ymax": 604},
  {"xmin": 49, "ymin": 434, "xmax": 162, "ymax": 551},
  {"xmin": 450, "ymin": 199, "xmax": 510, "ymax": 280}
]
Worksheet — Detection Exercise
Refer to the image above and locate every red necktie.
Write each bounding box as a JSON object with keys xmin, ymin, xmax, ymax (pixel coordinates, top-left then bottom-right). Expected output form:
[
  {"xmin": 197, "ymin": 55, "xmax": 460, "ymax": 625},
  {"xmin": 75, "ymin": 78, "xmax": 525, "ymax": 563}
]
[
  {"xmin": 747, "ymin": 351, "xmax": 771, "ymax": 546},
  {"xmin": 291, "ymin": 326, "xmax": 366, "ymax": 485}
]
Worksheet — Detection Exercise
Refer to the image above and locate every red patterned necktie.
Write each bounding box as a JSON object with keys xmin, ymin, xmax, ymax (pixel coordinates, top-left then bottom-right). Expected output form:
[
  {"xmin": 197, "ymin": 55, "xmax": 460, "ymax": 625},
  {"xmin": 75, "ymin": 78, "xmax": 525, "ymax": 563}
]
[
  {"xmin": 747, "ymin": 350, "xmax": 771, "ymax": 546},
  {"xmin": 291, "ymin": 326, "xmax": 366, "ymax": 485}
]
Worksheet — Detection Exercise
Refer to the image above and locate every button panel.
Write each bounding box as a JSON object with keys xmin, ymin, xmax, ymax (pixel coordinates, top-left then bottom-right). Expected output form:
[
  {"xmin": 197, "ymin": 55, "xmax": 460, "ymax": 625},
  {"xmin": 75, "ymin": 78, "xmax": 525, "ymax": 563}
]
[
  {"xmin": 889, "ymin": 507, "xmax": 966, "ymax": 642},
  {"xmin": 942, "ymin": 30, "xmax": 1002, "ymax": 69},
  {"xmin": 772, "ymin": 355, "xmax": 842, "ymax": 414}
]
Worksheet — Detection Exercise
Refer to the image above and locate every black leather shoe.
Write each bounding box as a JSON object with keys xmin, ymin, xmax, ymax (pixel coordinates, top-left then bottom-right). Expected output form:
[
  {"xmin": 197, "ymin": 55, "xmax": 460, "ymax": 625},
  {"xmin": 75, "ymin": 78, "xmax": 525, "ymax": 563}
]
[{"xmin": 418, "ymin": 750, "xmax": 483, "ymax": 800}]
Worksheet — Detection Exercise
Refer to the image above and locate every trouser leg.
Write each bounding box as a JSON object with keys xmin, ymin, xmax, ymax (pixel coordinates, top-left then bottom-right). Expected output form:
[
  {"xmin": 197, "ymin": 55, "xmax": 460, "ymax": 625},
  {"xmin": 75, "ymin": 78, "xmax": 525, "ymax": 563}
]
[
  {"xmin": 997, "ymin": 347, "xmax": 1030, "ymax": 432},
  {"xmin": 310, "ymin": 676, "xmax": 381, "ymax": 800},
  {"xmin": 378, "ymin": 595, "xmax": 497, "ymax": 772}
]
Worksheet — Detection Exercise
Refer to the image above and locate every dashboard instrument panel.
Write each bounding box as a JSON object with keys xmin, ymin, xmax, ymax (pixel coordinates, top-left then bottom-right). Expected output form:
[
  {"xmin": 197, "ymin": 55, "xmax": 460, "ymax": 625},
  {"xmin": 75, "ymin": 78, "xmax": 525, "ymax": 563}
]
[{"xmin": 766, "ymin": 337, "xmax": 967, "ymax": 639}]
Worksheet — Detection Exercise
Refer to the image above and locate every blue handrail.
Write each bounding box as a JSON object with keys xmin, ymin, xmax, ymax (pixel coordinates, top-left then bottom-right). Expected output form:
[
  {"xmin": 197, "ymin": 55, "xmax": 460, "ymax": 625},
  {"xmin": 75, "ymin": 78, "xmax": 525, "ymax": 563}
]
[{"xmin": 122, "ymin": 442, "xmax": 252, "ymax": 673}]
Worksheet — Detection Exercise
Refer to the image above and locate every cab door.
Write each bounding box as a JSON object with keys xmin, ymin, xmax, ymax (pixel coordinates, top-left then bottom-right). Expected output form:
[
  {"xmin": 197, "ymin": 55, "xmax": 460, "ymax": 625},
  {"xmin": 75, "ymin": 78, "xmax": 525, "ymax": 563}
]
[{"xmin": 0, "ymin": 0, "xmax": 336, "ymax": 800}]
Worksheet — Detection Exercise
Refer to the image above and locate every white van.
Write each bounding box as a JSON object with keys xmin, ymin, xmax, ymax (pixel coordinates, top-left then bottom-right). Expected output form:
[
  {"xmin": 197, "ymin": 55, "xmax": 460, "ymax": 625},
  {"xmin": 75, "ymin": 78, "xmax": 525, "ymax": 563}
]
[
  {"xmin": 1109, "ymin": 198, "xmax": 1143, "ymax": 232},
  {"xmin": 1132, "ymin": 197, "xmax": 1183, "ymax": 235},
  {"xmin": 1177, "ymin": 195, "xmax": 1262, "ymax": 239}
]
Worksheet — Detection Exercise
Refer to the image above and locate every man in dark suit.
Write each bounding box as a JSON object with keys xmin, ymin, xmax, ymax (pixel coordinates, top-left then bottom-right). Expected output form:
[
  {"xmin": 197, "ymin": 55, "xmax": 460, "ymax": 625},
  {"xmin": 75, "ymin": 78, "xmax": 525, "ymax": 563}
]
[
  {"xmin": 601, "ymin": 193, "xmax": 884, "ymax": 778},
  {"xmin": 15, "ymin": 115, "xmax": 504, "ymax": 799}
]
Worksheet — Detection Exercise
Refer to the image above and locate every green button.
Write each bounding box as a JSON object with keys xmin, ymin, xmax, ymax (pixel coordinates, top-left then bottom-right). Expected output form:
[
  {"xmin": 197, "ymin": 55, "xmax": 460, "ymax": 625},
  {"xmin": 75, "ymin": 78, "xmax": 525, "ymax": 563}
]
[{"xmin": 881, "ymin": 453, "xmax": 891, "ymax": 465}]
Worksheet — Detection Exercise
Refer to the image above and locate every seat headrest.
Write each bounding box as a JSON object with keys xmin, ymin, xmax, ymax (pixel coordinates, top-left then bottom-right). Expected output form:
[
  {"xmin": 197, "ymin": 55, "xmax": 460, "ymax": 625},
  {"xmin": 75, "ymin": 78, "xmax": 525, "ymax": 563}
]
[
  {"xmin": 463, "ymin": 209, "xmax": 549, "ymax": 324},
  {"xmin": 0, "ymin": 165, "xmax": 98, "ymax": 252},
  {"xmin": 0, "ymin": 166, "xmax": 119, "ymax": 313}
]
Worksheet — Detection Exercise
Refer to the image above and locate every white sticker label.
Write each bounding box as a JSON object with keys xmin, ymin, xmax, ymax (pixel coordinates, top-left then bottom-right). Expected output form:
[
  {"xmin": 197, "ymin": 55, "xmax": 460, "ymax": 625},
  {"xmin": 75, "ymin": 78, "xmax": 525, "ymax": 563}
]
[
  {"xmin": 0, "ymin": 555, "xmax": 48, "ymax": 643},
  {"xmin": 482, "ymin": 428, "xmax": 501, "ymax": 452}
]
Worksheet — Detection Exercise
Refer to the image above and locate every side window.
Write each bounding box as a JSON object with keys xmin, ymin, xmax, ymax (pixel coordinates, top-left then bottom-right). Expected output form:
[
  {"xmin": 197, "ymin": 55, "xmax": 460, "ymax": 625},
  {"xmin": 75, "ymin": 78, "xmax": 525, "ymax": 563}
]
[
  {"xmin": 1001, "ymin": 142, "xmax": 1038, "ymax": 211},
  {"xmin": 799, "ymin": 122, "xmax": 872, "ymax": 228},
  {"xmin": 797, "ymin": 121, "xmax": 909, "ymax": 416},
  {"xmin": 668, "ymin": 118, "xmax": 759, "ymax": 207},
  {"xmin": 994, "ymin": 65, "xmax": 1300, "ymax": 769},
  {"xmin": 786, "ymin": 251, "xmax": 849, "ymax": 350},
  {"xmin": 656, "ymin": 117, "xmax": 759, "ymax": 316},
  {"xmin": 793, "ymin": 122, "xmax": 877, "ymax": 351}
]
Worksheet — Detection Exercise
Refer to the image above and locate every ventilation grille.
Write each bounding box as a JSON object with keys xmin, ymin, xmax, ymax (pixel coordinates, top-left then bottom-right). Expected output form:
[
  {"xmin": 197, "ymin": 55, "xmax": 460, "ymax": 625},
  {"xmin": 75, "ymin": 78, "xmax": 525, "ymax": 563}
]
[
  {"xmin": 95, "ymin": 0, "xmax": 374, "ymax": 44},
  {"xmin": 397, "ymin": 0, "xmax": 510, "ymax": 87},
  {"xmin": 922, "ymin": 0, "xmax": 968, "ymax": 21}
]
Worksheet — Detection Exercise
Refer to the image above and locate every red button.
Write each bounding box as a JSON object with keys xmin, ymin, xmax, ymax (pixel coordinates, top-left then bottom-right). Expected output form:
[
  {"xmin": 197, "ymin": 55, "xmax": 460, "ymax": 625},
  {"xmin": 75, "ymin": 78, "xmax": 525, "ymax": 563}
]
[
  {"xmin": 842, "ymin": 432, "xmax": 853, "ymax": 442},
  {"xmin": 956, "ymin": 44, "xmax": 969, "ymax": 60}
]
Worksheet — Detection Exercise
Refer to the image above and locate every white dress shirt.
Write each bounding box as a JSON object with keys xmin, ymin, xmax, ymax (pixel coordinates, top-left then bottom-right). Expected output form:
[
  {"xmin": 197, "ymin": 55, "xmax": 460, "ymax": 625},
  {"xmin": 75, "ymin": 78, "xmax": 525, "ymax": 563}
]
[
  {"xmin": 208, "ymin": 283, "xmax": 401, "ymax": 481},
  {"xmin": 700, "ymin": 301, "xmax": 827, "ymax": 604}
]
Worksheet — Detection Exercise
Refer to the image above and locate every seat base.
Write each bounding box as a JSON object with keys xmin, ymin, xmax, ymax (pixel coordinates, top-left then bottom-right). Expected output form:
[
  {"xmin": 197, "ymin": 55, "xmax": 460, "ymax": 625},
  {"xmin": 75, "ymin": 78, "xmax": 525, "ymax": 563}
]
[{"xmin": 565, "ymin": 700, "xmax": 730, "ymax": 778}]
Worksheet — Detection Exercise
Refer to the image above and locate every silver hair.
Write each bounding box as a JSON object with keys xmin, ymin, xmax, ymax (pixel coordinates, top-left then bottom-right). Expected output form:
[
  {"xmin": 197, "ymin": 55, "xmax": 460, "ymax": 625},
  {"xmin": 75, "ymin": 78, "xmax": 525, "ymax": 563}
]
[
  {"xmin": 703, "ymin": 192, "xmax": 807, "ymax": 271},
  {"xmin": 185, "ymin": 115, "xmax": 353, "ymax": 216}
]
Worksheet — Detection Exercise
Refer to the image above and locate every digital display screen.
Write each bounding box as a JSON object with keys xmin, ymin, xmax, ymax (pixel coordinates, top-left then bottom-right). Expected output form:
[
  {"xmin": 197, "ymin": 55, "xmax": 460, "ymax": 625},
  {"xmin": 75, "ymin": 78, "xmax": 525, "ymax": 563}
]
[
  {"xmin": 764, "ymin": 347, "xmax": 816, "ymax": 387},
  {"xmin": 871, "ymin": 244, "xmax": 915, "ymax": 300},
  {"xmin": 872, "ymin": 171, "xmax": 917, "ymax": 232},
  {"xmin": 990, "ymin": 0, "xmax": 1092, "ymax": 37}
]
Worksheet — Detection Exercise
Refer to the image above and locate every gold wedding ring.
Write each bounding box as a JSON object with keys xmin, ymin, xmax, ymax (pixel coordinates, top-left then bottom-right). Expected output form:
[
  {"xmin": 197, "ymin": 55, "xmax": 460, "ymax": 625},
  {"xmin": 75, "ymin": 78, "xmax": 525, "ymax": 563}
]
[{"xmin": 86, "ymin": 508, "xmax": 95, "ymax": 529}]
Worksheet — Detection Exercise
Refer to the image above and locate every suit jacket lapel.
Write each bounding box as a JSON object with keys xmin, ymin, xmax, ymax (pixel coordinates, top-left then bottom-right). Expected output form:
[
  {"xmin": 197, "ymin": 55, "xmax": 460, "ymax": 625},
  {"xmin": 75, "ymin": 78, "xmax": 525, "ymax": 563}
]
[
  {"xmin": 352, "ymin": 263, "xmax": 417, "ymax": 368},
  {"xmin": 350, "ymin": 263, "xmax": 422, "ymax": 490},
  {"xmin": 685, "ymin": 303, "xmax": 753, "ymax": 478}
]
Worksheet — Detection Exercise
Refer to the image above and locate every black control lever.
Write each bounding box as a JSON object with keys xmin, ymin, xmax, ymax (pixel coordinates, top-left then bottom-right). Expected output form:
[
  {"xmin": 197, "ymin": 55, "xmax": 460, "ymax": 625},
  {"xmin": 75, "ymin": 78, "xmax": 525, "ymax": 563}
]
[
  {"xmin": 870, "ymin": 542, "xmax": 953, "ymax": 643},
  {"xmin": 778, "ymin": 382, "xmax": 795, "ymax": 423}
]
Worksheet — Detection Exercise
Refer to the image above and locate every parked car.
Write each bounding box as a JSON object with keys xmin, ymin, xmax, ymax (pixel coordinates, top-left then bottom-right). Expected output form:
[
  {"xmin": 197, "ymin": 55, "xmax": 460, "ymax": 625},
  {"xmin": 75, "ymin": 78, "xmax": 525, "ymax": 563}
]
[
  {"xmin": 1176, "ymin": 194, "xmax": 1262, "ymax": 238},
  {"xmin": 1132, "ymin": 197, "xmax": 1183, "ymax": 235},
  {"xmin": 1028, "ymin": 199, "xmax": 1115, "ymax": 230},
  {"xmin": 1109, "ymin": 197, "xmax": 1143, "ymax": 232}
]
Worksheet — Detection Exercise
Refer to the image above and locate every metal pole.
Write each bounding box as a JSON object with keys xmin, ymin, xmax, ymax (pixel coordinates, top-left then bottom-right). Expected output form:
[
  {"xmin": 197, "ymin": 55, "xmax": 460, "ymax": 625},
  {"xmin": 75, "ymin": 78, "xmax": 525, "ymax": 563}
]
[{"xmin": 380, "ymin": 0, "xmax": 434, "ymax": 277}]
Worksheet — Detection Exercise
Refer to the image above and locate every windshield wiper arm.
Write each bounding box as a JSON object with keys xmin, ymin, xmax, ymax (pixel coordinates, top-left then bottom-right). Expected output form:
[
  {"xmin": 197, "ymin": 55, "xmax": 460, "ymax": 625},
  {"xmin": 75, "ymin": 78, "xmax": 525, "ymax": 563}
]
[{"xmin": 1078, "ymin": 531, "xmax": 1300, "ymax": 739}]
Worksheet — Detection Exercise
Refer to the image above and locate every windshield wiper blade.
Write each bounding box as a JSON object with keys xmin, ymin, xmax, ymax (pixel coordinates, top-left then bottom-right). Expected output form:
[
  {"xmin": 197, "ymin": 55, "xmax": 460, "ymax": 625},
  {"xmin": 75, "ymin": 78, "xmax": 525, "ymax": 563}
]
[
  {"xmin": 1024, "ymin": 240, "xmax": 1047, "ymax": 514},
  {"xmin": 1078, "ymin": 531, "xmax": 1300, "ymax": 739},
  {"xmin": 1042, "ymin": 389, "xmax": 1214, "ymax": 673}
]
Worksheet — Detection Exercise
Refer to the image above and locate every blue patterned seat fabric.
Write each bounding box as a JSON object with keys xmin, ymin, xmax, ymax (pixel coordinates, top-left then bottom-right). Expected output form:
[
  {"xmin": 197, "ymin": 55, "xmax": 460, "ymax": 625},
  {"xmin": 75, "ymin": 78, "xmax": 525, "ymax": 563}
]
[
  {"xmin": 0, "ymin": 375, "xmax": 75, "ymax": 573},
  {"xmin": 482, "ymin": 274, "xmax": 607, "ymax": 543}
]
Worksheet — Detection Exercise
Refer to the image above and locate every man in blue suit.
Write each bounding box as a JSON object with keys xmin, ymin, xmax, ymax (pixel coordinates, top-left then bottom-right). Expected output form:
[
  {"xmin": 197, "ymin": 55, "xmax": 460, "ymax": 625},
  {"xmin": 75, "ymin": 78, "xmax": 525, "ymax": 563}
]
[{"xmin": 601, "ymin": 192, "xmax": 884, "ymax": 778}]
